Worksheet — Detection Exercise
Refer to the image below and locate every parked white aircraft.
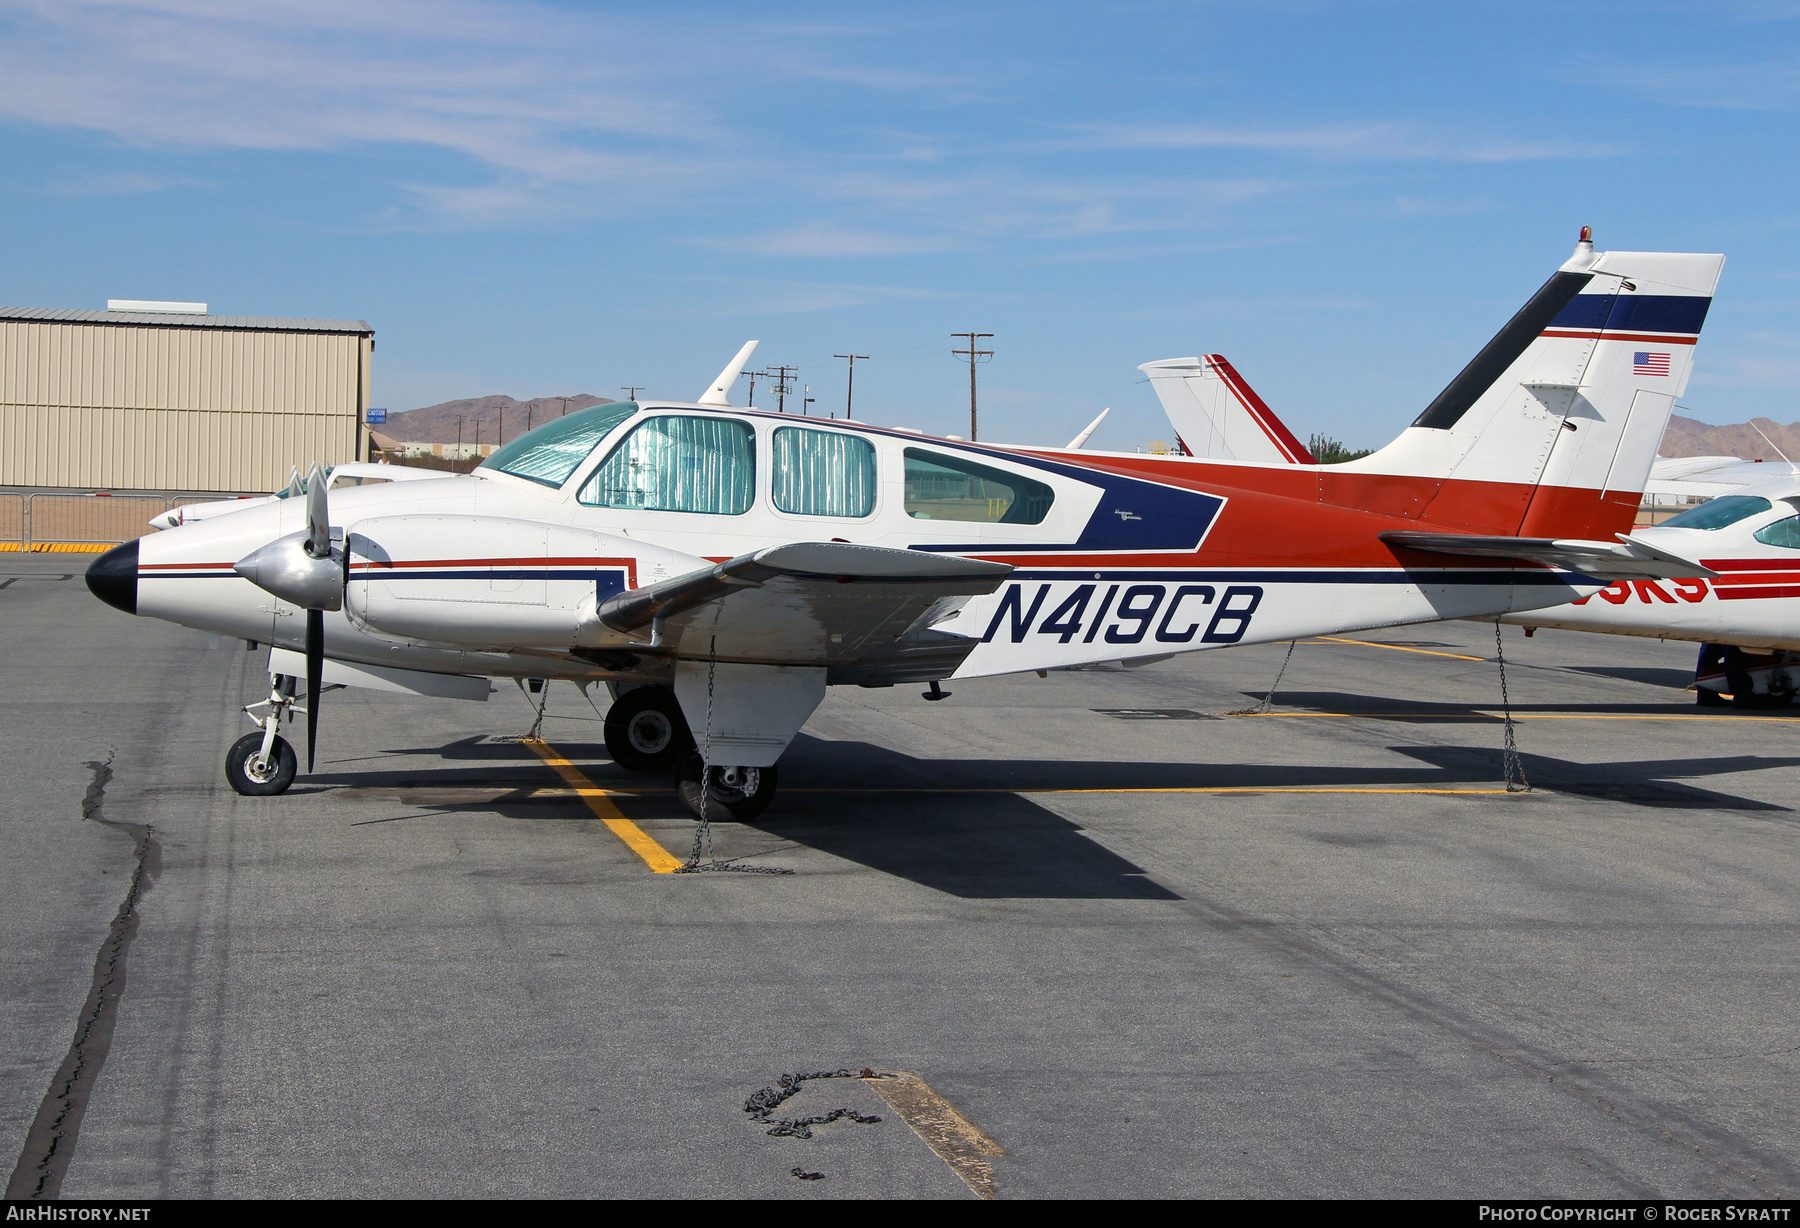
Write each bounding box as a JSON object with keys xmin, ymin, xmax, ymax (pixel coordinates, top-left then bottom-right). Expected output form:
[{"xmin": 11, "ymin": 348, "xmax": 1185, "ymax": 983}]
[
  {"xmin": 151, "ymin": 463, "xmax": 446, "ymax": 529},
  {"xmin": 88, "ymin": 231, "xmax": 1722, "ymax": 814}
]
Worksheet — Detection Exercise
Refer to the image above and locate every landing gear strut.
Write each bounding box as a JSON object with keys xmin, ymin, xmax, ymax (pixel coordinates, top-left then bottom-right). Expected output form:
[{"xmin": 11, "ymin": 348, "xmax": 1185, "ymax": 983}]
[{"xmin": 227, "ymin": 675, "xmax": 301, "ymax": 796}]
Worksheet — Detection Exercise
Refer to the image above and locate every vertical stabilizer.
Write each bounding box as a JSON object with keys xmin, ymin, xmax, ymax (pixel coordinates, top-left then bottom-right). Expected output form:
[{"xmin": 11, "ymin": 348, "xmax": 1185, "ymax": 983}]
[
  {"xmin": 1140, "ymin": 355, "xmax": 1314, "ymax": 464},
  {"xmin": 1342, "ymin": 230, "xmax": 1724, "ymax": 538}
]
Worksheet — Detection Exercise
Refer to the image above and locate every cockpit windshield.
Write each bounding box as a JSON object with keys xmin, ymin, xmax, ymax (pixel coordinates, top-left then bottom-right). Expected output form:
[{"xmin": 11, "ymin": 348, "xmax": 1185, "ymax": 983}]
[
  {"xmin": 1659, "ymin": 495, "xmax": 1773, "ymax": 531},
  {"xmin": 479, "ymin": 402, "xmax": 638, "ymax": 488}
]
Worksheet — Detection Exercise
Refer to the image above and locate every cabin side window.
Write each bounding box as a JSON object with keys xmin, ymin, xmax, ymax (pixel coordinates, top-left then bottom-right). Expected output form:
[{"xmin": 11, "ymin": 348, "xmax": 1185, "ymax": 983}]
[
  {"xmin": 902, "ymin": 448, "xmax": 1054, "ymax": 524},
  {"xmin": 1753, "ymin": 516, "xmax": 1800, "ymax": 549},
  {"xmin": 771, "ymin": 427, "xmax": 877, "ymax": 517},
  {"xmin": 579, "ymin": 415, "xmax": 755, "ymax": 514}
]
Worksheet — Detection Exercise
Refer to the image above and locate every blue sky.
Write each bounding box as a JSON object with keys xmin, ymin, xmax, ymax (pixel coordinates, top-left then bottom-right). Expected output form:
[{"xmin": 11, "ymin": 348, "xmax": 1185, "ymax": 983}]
[{"xmin": 3, "ymin": 0, "xmax": 1797, "ymax": 451}]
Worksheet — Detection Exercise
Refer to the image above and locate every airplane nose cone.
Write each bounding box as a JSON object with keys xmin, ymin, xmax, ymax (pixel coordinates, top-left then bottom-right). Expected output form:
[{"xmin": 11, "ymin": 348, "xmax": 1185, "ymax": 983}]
[{"xmin": 85, "ymin": 539, "xmax": 139, "ymax": 615}]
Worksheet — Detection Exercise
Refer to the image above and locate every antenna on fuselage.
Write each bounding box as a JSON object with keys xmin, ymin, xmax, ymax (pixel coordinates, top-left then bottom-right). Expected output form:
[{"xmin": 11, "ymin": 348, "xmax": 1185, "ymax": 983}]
[
  {"xmin": 1748, "ymin": 421, "xmax": 1799, "ymax": 476},
  {"xmin": 697, "ymin": 340, "xmax": 760, "ymax": 407}
]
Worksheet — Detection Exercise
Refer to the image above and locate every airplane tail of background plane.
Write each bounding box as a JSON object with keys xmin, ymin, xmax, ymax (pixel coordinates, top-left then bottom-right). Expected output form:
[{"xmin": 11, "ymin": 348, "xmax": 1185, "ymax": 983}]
[
  {"xmin": 1148, "ymin": 231, "xmax": 1726, "ymax": 540},
  {"xmin": 1140, "ymin": 354, "xmax": 1315, "ymax": 464}
]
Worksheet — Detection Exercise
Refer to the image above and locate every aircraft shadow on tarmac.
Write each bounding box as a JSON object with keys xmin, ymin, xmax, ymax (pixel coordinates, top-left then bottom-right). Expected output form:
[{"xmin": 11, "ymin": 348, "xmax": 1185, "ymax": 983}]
[{"xmin": 321, "ymin": 727, "xmax": 1798, "ymax": 898}]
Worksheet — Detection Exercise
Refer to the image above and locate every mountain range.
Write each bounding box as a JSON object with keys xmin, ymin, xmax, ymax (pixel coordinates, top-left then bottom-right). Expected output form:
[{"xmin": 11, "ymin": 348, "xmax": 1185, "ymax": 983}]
[
  {"xmin": 1657, "ymin": 415, "xmax": 1800, "ymax": 462},
  {"xmin": 381, "ymin": 394, "xmax": 612, "ymax": 445},
  {"xmin": 383, "ymin": 398, "xmax": 1800, "ymax": 466}
]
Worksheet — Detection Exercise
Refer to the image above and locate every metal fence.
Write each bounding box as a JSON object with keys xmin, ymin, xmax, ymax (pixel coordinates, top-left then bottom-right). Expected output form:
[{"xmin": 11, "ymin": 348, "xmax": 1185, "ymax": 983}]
[{"xmin": 0, "ymin": 492, "xmax": 235, "ymax": 551}]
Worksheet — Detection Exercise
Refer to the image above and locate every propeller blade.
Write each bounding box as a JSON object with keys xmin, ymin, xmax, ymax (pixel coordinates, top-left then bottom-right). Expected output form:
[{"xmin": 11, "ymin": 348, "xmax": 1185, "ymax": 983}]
[
  {"xmin": 286, "ymin": 465, "xmax": 304, "ymax": 498},
  {"xmin": 304, "ymin": 462, "xmax": 331, "ymax": 559},
  {"xmin": 305, "ymin": 608, "xmax": 323, "ymax": 773}
]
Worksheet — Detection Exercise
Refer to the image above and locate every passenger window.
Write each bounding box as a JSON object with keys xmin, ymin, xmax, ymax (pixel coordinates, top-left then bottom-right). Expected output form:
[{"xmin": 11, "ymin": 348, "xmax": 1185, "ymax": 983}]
[
  {"xmin": 772, "ymin": 427, "xmax": 876, "ymax": 517},
  {"xmin": 1661, "ymin": 495, "xmax": 1773, "ymax": 531},
  {"xmin": 903, "ymin": 448, "xmax": 1054, "ymax": 524},
  {"xmin": 1753, "ymin": 516, "xmax": 1800, "ymax": 549},
  {"xmin": 580, "ymin": 415, "xmax": 755, "ymax": 514}
]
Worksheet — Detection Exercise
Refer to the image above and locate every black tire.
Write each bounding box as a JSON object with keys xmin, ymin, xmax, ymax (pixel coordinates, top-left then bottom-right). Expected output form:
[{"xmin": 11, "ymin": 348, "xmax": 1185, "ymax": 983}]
[
  {"xmin": 604, "ymin": 686, "xmax": 693, "ymax": 772},
  {"xmin": 226, "ymin": 732, "xmax": 297, "ymax": 796},
  {"xmin": 675, "ymin": 752, "xmax": 778, "ymax": 822},
  {"xmin": 1696, "ymin": 688, "xmax": 1730, "ymax": 707}
]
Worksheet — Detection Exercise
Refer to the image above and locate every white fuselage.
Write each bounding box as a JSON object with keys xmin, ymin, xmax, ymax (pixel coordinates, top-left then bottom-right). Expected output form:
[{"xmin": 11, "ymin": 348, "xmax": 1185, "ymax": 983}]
[
  {"xmin": 1504, "ymin": 476, "xmax": 1800, "ymax": 650},
  {"xmin": 132, "ymin": 402, "xmax": 1610, "ymax": 691}
]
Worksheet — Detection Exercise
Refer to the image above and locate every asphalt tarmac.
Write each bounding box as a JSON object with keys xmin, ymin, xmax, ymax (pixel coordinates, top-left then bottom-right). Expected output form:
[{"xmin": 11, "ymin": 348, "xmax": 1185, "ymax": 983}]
[{"xmin": 4, "ymin": 547, "xmax": 1798, "ymax": 1199}]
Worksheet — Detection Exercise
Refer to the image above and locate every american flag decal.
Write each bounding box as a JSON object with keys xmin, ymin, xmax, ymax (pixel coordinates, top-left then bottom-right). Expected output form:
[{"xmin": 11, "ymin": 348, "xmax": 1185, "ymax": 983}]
[{"xmin": 1634, "ymin": 351, "xmax": 1671, "ymax": 377}]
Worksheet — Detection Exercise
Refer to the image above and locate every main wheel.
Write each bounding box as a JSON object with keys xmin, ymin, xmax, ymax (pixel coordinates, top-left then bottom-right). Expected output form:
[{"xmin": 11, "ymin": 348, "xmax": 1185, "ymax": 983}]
[
  {"xmin": 603, "ymin": 686, "xmax": 693, "ymax": 772},
  {"xmin": 226, "ymin": 732, "xmax": 297, "ymax": 796},
  {"xmin": 1696, "ymin": 688, "xmax": 1730, "ymax": 707},
  {"xmin": 675, "ymin": 753, "xmax": 778, "ymax": 822}
]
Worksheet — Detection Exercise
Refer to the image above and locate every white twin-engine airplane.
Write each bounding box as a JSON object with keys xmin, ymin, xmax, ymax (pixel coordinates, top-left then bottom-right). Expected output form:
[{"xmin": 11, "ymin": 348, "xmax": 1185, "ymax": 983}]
[{"xmin": 85, "ymin": 231, "xmax": 1723, "ymax": 819}]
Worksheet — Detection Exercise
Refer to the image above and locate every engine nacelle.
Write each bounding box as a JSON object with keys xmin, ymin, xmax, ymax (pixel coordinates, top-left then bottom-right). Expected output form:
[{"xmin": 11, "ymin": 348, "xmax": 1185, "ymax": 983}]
[{"xmin": 344, "ymin": 514, "xmax": 705, "ymax": 649}]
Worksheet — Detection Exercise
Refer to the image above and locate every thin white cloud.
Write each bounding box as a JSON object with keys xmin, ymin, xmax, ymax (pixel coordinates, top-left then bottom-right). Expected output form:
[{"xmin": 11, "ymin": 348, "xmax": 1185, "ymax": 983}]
[
  {"xmin": 728, "ymin": 223, "xmax": 952, "ymax": 258},
  {"xmin": 1576, "ymin": 55, "xmax": 1800, "ymax": 110},
  {"xmin": 46, "ymin": 170, "xmax": 211, "ymax": 194},
  {"xmin": 1068, "ymin": 121, "xmax": 1607, "ymax": 162}
]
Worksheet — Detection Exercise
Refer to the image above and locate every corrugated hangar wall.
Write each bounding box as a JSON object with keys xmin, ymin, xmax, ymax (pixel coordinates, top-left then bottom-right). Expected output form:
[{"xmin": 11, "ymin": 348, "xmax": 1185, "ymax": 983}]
[{"xmin": 0, "ymin": 309, "xmax": 372, "ymax": 493}]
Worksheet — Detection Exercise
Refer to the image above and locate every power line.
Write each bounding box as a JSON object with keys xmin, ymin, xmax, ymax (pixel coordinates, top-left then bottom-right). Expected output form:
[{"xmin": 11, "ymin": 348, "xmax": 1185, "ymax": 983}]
[
  {"xmin": 833, "ymin": 354, "xmax": 869, "ymax": 420},
  {"xmin": 951, "ymin": 332, "xmax": 994, "ymax": 441}
]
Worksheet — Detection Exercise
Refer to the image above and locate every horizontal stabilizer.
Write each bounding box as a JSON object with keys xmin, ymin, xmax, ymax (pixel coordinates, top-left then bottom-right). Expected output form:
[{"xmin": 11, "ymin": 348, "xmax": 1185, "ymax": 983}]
[{"xmin": 1380, "ymin": 530, "xmax": 1716, "ymax": 580}]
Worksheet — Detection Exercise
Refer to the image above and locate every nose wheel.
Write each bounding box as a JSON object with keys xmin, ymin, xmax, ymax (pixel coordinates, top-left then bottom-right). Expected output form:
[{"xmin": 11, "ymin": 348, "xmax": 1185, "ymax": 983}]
[
  {"xmin": 227, "ymin": 674, "xmax": 304, "ymax": 796},
  {"xmin": 675, "ymin": 752, "xmax": 778, "ymax": 821},
  {"xmin": 226, "ymin": 732, "xmax": 297, "ymax": 795}
]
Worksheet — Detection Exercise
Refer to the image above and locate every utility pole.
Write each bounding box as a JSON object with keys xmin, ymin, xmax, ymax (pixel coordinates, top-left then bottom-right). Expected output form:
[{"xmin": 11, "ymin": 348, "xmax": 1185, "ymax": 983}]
[
  {"xmin": 834, "ymin": 354, "xmax": 868, "ymax": 420},
  {"xmin": 456, "ymin": 416, "xmax": 465, "ymax": 451},
  {"xmin": 739, "ymin": 368, "xmax": 760, "ymax": 407},
  {"xmin": 767, "ymin": 365, "xmax": 797, "ymax": 413},
  {"xmin": 498, "ymin": 405, "xmax": 504, "ymax": 446},
  {"xmin": 620, "ymin": 387, "xmax": 642, "ymax": 402},
  {"xmin": 951, "ymin": 332, "xmax": 994, "ymax": 441},
  {"xmin": 802, "ymin": 385, "xmax": 815, "ymax": 416},
  {"xmin": 525, "ymin": 402, "xmax": 534, "ymax": 433}
]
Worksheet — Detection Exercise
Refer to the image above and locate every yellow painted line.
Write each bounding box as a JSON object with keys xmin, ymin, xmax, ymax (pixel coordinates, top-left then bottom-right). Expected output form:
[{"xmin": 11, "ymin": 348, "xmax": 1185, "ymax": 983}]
[
  {"xmin": 1232, "ymin": 711, "xmax": 1800, "ymax": 723},
  {"xmin": 522, "ymin": 738, "xmax": 683, "ymax": 873},
  {"xmin": 1313, "ymin": 636, "xmax": 1485, "ymax": 661},
  {"xmin": 507, "ymin": 784, "xmax": 1509, "ymax": 797},
  {"xmin": 0, "ymin": 541, "xmax": 113, "ymax": 553}
]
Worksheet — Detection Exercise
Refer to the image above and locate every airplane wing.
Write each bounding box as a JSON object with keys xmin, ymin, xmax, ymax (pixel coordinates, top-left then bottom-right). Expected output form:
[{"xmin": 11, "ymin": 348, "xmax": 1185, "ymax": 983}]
[
  {"xmin": 1379, "ymin": 531, "xmax": 1717, "ymax": 580},
  {"xmin": 588, "ymin": 541, "xmax": 1013, "ymax": 684}
]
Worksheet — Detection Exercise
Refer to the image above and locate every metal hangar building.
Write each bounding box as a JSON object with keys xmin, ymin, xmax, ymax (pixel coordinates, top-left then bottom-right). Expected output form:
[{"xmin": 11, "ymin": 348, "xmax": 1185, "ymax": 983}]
[{"xmin": 0, "ymin": 300, "xmax": 373, "ymax": 494}]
